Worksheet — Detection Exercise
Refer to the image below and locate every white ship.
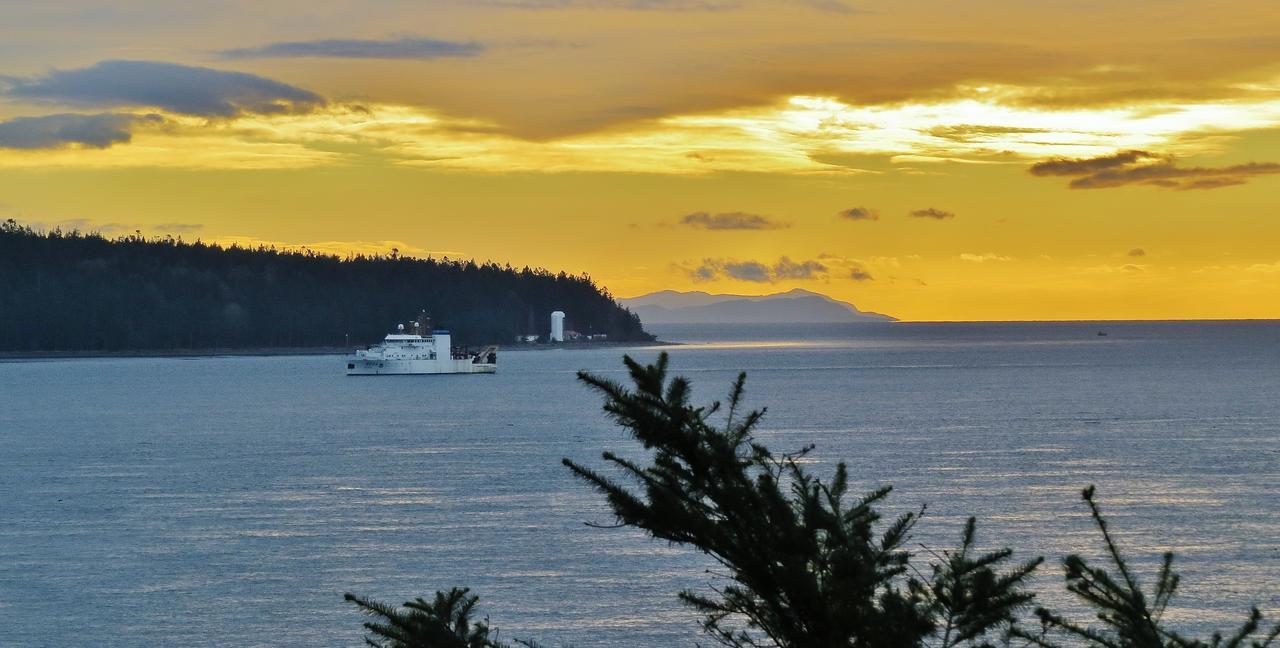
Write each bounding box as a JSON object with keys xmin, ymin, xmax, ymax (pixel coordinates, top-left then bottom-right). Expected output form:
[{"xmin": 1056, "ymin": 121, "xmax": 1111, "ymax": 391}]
[{"xmin": 346, "ymin": 322, "xmax": 497, "ymax": 376}]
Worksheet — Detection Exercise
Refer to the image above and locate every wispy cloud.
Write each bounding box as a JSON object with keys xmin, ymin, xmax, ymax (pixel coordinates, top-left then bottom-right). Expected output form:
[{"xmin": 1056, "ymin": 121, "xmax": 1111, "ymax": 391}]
[
  {"xmin": 909, "ymin": 207, "xmax": 955, "ymax": 220},
  {"xmin": 0, "ymin": 113, "xmax": 162, "ymax": 150},
  {"xmin": 679, "ymin": 211, "xmax": 786, "ymax": 230},
  {"xmin": 1029, "ymin": 150, "xmax": 1280, "ymax": 190},
  {"xmin": 155, "ymin": 223, "xmax": 205, "ymax": 234},
  {"xmin": 15, "ymin": 218, "xmax": 202, "ymax": 235},
  {"xmin": 5, "ymin": 60, "xmax": 323, "ymax": 117},
  {"xmin": 796, "ymin": 0, "xmax": 859, "ymax": 12},
  {"xmin": 1128, "ymin": 248, "xmax": 1146, "ymax": 257},
  {"xmin": 1069, "ymin": 262, "xmax": 1153, "ymax": 276},
  {"xmin": 837, "ymin": 206, "xmax": 879, "ymax": 221},
  {"xmin": 211, "ymin": 236, "xmax": 467, "ymax": 259},
  {"xmin": 221, "ymin": 37, "xmax": 484, "ymax": 60},
  {"xmin": 927, "ymin": 124, "xmax": 1051, "ymax": 143},
  {"xmin": 958, "ymin": 252, "xmax": 1012, "ymax": 263}
]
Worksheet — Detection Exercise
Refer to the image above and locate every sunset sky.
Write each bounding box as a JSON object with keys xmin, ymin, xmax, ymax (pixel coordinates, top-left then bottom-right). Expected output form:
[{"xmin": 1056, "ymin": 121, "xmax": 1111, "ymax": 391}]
[{"xmin": 2, "ymin": 1, "xmax": 1279, "ymax": 320}]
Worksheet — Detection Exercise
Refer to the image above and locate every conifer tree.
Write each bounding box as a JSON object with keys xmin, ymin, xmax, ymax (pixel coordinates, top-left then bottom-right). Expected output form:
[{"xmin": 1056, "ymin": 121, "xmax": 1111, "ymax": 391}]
[
  {"xmin": 565, "ymin": 353, "xmax": 1042, "ymax": 647},
  {"xmin": 1013, "ymin": 486, "xmax": 1280, "ymax": 648},
  {"xmin": 344, "ymin": 588, "xmax": 509, "ymax": 648}
]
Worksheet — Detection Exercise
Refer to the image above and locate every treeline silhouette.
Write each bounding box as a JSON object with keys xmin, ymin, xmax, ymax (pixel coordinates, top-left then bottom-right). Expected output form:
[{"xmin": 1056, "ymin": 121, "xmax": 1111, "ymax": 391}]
[{"xmin": 0, "ymin": 220, "xmax": 651, "ymax": 352}]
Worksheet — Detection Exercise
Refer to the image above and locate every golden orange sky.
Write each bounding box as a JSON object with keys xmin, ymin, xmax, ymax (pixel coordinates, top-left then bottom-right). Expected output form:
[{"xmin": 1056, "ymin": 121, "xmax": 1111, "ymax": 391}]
[{"xmin": 2, "ymin": 1, "xmax": 1280, "ymax": 320}]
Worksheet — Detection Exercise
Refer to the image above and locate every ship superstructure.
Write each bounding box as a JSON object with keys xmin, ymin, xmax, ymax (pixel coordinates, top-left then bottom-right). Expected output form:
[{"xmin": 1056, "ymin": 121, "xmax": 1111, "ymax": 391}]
[{"xmin": 346, "ymin": 320, "xmax": 496, "ymax": 376}]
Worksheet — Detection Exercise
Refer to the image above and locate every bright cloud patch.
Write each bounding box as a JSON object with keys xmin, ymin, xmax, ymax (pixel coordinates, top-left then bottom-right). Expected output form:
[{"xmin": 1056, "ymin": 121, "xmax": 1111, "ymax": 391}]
[
  {"xmin": 959, "ymin": 253, "xmax": 1013, "ymax": 263},
  {"xmin": 6, "ymin": 81, "xmax": 1280, "ymax": 173},
  {"xmin": 665, "ymin": 93, "xmax": 1280, "ymax": 168}
]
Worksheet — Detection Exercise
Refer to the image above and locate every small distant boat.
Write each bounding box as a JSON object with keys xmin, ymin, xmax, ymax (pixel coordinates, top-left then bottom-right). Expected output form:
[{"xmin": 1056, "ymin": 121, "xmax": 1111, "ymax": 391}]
[
  {"xmin": 1097, "ymin": 331, "xmax": 1108, "ymax": 337},
  {"xmin": 346, "ymin": 320, "xmax": 496, "ymax": 376}
]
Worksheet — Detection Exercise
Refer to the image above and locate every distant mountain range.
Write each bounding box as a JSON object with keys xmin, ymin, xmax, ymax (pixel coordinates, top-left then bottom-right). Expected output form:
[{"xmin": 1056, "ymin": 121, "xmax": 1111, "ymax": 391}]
[{"xmin": 620, "ymin": 289, "xmax": 896, "ymax": 324}]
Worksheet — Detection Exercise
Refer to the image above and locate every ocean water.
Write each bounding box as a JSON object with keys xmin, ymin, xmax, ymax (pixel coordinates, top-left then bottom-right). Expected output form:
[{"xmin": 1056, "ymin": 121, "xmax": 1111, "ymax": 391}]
[{"xmin": 1, "ymin": 321, "xmax": 1278, "ymax": 646}]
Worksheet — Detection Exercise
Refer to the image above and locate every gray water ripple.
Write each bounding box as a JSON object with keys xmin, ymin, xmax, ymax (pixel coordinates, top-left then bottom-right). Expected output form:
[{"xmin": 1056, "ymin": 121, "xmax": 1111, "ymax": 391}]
[{"xmin": 1, "ymin": 321, "xmax": 1277, "ymax": 646}]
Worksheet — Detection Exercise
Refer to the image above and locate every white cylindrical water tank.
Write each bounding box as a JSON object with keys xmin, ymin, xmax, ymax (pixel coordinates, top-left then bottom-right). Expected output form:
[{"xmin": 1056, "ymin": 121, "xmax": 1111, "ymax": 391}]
[
  {"xmin": 433, "ymin": 330, "xmax": 451, "ymax": 358},
  {"xmin": 550, "ymin": 311, "xmax": 565, "ymax": 342}
]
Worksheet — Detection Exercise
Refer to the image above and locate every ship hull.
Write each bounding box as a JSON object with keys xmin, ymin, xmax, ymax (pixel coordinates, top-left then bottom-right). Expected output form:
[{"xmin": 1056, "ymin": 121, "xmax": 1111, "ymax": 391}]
[{"xmin": 346, "ymin": 358, "xmax": 496, "ymax": 375}]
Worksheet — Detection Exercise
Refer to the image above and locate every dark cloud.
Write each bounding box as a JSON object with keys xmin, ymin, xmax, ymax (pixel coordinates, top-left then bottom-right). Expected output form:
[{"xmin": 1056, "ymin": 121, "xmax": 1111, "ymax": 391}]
[
  {"xmin": 1029, "ymin": 150, "xmax": 1280, "ymax": 190},
  {"xmin": 221, "ymin": 37, "xmax": 484, "ymax": 60},
  {"xmin": 685, "ymin": 256, "xmax": 837, "ymax": 282},
  {"xmin": 1073, "ymin": 161, "xmax": 1280, "ymax": 190},
  {"xmin": 837, "ymin": 206, "xmax": 879, "ymax": 221},
  {"xmin": 772, "ymin": 257, "xmax": 827, "ymax": 279},
  {"xmin": 683, "ymin": 259, "xmax": 766, "ymax": 282},
  {"xmin": 1028, "ymin": 150, "xmax": 1162, "ymax": 177},
  {"xmin": 909, "ymin": 207, "xmax": 955, "ymax": 220},
  {"xmin": 0, "ymin": 112, "xmax": 162, "ymax": 149},
  {"xmin": 849, "ymin": 267, "xmax": 873, "ymax": 281},
  {"xmin": 679, "ymin": 211, "xmax": 785, "ymax": 230},
  {"xmin": 720, "ymin": 260, "xmax": 772, "ymax": 282},
  {"xmin": 6, "ymin": 60, "xmax": 323, "ymax": 117},
  {"xmin": 1174, "ymin": 177, "xmax": 1251, "ymax": 190},
  {"xmin": 1128, "ymin": 248, "xmax": 1146, "ymax": 257},
  {"xmin": 689, "ymin": 264, "xmax": 719, "ymax": 281}
]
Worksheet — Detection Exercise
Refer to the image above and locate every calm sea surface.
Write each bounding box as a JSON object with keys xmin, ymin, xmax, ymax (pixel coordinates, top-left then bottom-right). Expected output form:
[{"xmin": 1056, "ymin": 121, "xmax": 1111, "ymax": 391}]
[{"xmin": 2, "ymin": 321, "xmax": 1278, "ymax": 646}]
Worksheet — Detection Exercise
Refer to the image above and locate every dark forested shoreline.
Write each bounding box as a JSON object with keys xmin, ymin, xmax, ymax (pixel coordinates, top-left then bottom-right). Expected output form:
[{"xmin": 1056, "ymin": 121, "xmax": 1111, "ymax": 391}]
[{"xmin": 0, "ymin": 221, "xmax": 652, "ymax": 352}]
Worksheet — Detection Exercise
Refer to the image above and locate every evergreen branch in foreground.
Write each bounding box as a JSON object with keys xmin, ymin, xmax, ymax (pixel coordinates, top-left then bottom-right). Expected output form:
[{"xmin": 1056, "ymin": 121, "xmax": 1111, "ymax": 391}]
[{"xmin": 1012, "ymin": 486, "xmax": 1280, "ymax": 648}]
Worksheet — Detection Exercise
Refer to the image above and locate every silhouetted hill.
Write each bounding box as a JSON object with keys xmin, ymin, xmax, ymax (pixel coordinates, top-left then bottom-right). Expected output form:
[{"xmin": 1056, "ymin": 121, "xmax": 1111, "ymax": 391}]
[
  {"xmin": 620, "ymin": 288, "xmax": 896, "ymax": 324},
  {"xmin": 0, "ymin": 220, "xmax": 651, "ymax": 352}
]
